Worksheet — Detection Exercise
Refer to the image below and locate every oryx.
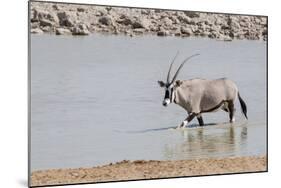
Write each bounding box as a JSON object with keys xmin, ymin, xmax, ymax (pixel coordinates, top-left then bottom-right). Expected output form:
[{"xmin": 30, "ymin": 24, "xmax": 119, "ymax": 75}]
[{"xmin": 158, "ymin": 52, "xmax": 248, "ymax": 128}]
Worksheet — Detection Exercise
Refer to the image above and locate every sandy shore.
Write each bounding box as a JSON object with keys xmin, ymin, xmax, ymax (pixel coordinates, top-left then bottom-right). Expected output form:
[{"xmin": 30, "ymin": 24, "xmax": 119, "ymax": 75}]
[
  {"xmin": 30, "ymin": 155, "xmax": 266, "ymax": 187},
  {"xmin": 30, "ymin": 2, "xmax": 267, "ymax": 41}
]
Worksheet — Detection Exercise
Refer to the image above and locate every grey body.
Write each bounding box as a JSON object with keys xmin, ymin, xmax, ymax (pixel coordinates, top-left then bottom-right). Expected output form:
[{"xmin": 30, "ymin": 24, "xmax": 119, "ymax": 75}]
[
  {"xmin": 158, "ymin": 53, "xmax": 247, "ymax": 128},
  {"xmin": 174, "ymin": 78, "xmax": 237, "ymax": 114}
]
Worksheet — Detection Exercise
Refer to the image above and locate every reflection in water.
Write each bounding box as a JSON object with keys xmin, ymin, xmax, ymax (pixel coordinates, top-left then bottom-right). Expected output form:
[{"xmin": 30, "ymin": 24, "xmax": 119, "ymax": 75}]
[{"xmin": 163, "ymin": 124, "xmax": 248, "ymax": 160}]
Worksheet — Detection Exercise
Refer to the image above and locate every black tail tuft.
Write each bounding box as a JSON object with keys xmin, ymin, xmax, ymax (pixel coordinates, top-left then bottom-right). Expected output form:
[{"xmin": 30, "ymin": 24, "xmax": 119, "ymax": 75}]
[{"xmin": 238, "ymin": 92, "xmax": 248, "ymax": 119}]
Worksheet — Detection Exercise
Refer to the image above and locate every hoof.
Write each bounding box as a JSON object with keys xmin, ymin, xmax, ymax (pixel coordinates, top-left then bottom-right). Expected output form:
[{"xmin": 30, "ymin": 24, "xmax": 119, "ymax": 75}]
[
  {"xmin": 230, "ymin": 117, "xmax": 235, "ymax": 123},
  {"xmin": 176, "ymin": 126, "xmax": 183, "ymax": 130}
]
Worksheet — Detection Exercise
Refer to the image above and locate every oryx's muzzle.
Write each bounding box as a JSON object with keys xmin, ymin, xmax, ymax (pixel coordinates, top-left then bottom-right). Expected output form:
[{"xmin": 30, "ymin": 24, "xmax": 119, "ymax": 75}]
[{"xmin": 162, "ymin": 98, "xmax": 171, "ymax": 106}]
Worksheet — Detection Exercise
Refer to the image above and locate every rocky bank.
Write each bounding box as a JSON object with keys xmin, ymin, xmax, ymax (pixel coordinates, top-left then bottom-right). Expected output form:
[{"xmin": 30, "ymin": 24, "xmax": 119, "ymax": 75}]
[{"xmin": 30, "ymin": 2, "xmax": 267, "ymax": 41}]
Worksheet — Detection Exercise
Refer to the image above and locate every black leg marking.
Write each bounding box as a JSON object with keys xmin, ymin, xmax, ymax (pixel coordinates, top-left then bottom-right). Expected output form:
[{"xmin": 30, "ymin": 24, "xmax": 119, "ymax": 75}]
[
  {"xmin": 197, "ymin": 115, "xmax": 204, "ymax": 126},
  {"xmin": 187, "ymin": 113, "xmax": 197, "ymax": 122},
  {"xmin": 178, "ymin": 113, "xmax": 197, "ymax": 128}
]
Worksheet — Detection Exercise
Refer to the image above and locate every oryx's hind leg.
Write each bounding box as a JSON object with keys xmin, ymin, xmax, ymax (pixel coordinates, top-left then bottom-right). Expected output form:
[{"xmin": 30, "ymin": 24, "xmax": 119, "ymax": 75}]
[
  {"xmin": 228, "ymin": 101, "xmax": 236, "ymax": 123},
  {"xmin": 222, "ymin": 106, "xmax": 229, "ymax": 112},
  {"xmin": 196, "ymin": 114, "xmax": 204, "ymax": 126},
  {"xmin": 221, "ymin": 102, "xmax": 229, "ymax": 112}
]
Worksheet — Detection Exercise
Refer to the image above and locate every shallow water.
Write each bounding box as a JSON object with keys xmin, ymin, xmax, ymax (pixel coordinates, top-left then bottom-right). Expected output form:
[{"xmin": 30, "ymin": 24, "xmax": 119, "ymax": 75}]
[{"xmin": 30, "ymin": 34, "xmax": 267, "ymax": 171}]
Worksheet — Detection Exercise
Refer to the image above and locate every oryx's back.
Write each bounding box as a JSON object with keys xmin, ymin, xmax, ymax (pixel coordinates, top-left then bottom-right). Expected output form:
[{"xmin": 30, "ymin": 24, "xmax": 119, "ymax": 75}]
[{"xmin": 204, "ymin": 78, "xmax": 238, "ymax": 100}]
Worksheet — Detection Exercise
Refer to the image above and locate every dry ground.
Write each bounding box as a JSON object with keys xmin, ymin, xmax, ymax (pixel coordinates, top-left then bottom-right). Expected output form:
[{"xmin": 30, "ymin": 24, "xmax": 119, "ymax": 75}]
[{"xmin": 30, "ymin": 155, "xmax": 267, "ymax": 187}]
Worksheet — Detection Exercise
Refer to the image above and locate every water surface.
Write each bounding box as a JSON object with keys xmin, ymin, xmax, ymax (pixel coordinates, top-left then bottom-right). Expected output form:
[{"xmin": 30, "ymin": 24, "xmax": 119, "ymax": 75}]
[{"xmin": 31, "ymin": 34, "xmax": 267, "ymax": 171}]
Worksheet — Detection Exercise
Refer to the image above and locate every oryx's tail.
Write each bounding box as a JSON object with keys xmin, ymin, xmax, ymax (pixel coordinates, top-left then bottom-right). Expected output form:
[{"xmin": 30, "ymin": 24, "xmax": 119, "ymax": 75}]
[{"xmin": 238, "ymin": 92, "xmax": 248, "ymax": 119}]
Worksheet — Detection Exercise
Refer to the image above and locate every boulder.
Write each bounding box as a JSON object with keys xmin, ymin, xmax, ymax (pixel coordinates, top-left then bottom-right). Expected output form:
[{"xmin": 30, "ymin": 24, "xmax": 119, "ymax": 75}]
[
  {"xmin": 132, "ymin": 19, "xmax": 150, "ymax": 29},
  {"xmin": 98, "ymin": 16, "xmax": 112, "ymax": 26},
  {"xmin": 204, "ymin": 17, "xmax": 215, "ymax": 26},
  {"xmin": 141, "ymin": 9, "xmax": 149, "ymax": 15},
  {"xmin": 184, "ymin": 11, "xmax": 200, "ymax": 18},
  {"xmin": 177, "ymin": 15, "xmax": 192, "ymax": 24},
  {"xmin": 260, "ymin": 17, "xmax": 267, "ymax": 25},
  {"xmin": 254, "ymin": 17, "xmax": 261, "ymax": 24},
  {"xmin": 116, "ymin": 16, "xmax": 132, "ymax": 25},
  {"xmin": 229, "ymin": 31, "xmax": 235, "ymax": 38},
  {"xmin": 52, "ymin": 4, "xmax": 60, "ymax": 11},
  {"xmin": 217, "ymin": 34, "xmax": 232, "ymax": 41},
  {"xmin": 208, "ymin": 32, "xmax": 216, "ymax": 39},
  {"xmin": 157, "ymin": 29, "xmax": 169, "ymax": 36},
  {"xmin": 228, "ymin": 17, "xmax": 240, "ymax": 32},
  {"xmin": 223, "ymin": 36, "xmax": 233, "ymax": 41},
  {"xmin": 174, "ymin": 32, "xmax": 181, "ymax": 36},
  {"xmin": 39, "ymin": 19, "xmax": 54, "ymax": 27},
  {"xmin": 95, "ymin": 7, "xmax": 107, "ymax": 16},
  {"xmin": 72, "ymin": 23, "xmax": 90, "ymax": 35},
  {"xmin": 77, "ymin": 7, "xmax": 86, "ymax": 12},
  {"xmin": 168, "ymin": 15, "xmax": 180, "ymax": 24},
  {"xmin": 215, "ymin": 17, "xmax": 227, "ymax": 26},
  {"xmin": 245, "ymin": 30, "xmax": 259, "ymax": 40},
  {"xmin": 55, "ymin": 28, "xmax": 72, "ymax": 35},
  {"xmin": 149, "ymin": 25, "xmax": 159, "ymax": 32},
  {"xmin": 133, "ymin": 28, "xmax": 145, "ymax": 35},
  {"xmin": 230, "ymin": 21, "xmax": 240, "ymax": 32},
  {"xmin": 124, "ymin": 30, "xmax": 134, "ymax": 37},
  {"xmin": 57, "ymin": 11, "xmax": 75, "ymax": 27},
  {"xmin": 105, "ymin": 7, "xmax": 112, "ymax": 12},
  {"xmin": 180, "ymin": 27, "xmax": 192, "ymax": 35},
  {"xmin": 41, "ymin": 26, "xmax": 52, "ymax": 33},
  {"xmin": 262, "ymin": 29, "xmax": 267, "ymax": 36},
  {"xmin": 236, "ymin": 33, "xmax": 246, "ymax": 40},
  {"xmin": 30, "ymin": 28, "xmax": 44, "ymax": 34},
  {"xmin": 200, "ymin": 31, "xmax": 210, "ymax": 37},
  {"xmin": 32, "ymin": 8, "xmax": 58, "ymax": 23},
  {"xmin": 31, "ymin": 22, "xmax": 39, "ymax": 29},
  {"xmin": 162, "ymin": 17, "xmax": 173, "ymax": 26}
]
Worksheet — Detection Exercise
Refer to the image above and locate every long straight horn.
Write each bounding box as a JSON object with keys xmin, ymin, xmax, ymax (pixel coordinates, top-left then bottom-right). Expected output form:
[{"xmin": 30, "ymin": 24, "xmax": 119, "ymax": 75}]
[
  {"xmin": 170, "ymin": 53, "xmax": 200, "ymax": 84},
  {"xmin": 167, "ymin": 51, "xmax": 179, "ymax": 83}
]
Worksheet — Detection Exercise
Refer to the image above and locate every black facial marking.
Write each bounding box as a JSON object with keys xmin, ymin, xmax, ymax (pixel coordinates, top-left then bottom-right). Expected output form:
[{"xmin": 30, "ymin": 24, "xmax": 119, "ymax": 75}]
[
  {"xmin": 170, "ymin": 88, "xmax": 174, "ymax": 101},
  {"xmin": 164, "ymin": 89, "xmax": 169, "ymax": 99}
]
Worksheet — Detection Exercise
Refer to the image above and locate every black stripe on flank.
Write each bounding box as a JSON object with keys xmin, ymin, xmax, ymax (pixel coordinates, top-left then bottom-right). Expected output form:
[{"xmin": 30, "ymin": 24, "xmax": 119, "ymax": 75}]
[{"xmin": 200, "ymin": 100, "xmax": 226, "ymax": 113}]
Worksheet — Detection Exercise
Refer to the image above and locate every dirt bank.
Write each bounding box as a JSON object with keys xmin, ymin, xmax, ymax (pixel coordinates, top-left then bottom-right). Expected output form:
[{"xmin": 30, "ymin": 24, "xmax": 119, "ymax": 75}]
[
  {"xmin": 30, "ymin": 155, "xmax": 267, "ymax": 187},
  {"xmin": 30, "ymin": 2, "xmax": 267, "ymax": 41}
]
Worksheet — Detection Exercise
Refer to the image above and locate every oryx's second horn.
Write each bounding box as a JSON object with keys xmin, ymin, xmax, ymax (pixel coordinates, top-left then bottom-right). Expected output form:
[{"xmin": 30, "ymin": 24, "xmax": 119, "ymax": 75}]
[{"xmin": 167, "ymin": 51, "xmax": 180, "ymax": 83}]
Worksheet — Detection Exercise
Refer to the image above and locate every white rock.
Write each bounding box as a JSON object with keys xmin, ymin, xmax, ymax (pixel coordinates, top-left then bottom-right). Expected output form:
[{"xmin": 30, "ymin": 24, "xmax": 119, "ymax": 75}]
[
  {"xmin": 31, "ymin": 28, "xmax": 44, "ymax": 34},
  {"xmin": 55, "ymin": 28, "xmax": 72, "ymax": 35}
]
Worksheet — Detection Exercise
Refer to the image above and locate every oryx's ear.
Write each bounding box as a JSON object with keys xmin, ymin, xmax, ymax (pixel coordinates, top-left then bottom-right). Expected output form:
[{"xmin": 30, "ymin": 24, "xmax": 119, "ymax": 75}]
[
  {"xmin": 175, "ymin": 80, "xmax": 183, "ymax": 87},
  {"xmin": 157, "ymin": 81, "xmax": 165, "ymax": 87}
]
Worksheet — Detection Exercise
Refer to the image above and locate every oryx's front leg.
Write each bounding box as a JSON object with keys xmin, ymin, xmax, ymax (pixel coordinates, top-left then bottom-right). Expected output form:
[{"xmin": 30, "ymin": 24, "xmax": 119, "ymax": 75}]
[{"xmin": 177, "ymin": 112, "xmax": 197, "ymax": 128}]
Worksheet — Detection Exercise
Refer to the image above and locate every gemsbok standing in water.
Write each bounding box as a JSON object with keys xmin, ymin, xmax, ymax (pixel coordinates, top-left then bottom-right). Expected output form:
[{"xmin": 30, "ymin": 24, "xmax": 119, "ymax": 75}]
[{"xmin": 158, "ymin": 52, "xmax": 248, "ymax": 128}]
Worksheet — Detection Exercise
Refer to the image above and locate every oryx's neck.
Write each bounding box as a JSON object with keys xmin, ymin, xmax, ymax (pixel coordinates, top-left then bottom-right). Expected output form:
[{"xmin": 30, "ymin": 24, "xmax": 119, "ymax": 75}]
[{"xmin": 173, "ymin": 85, "xmax": 192, "ymax": 112}]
